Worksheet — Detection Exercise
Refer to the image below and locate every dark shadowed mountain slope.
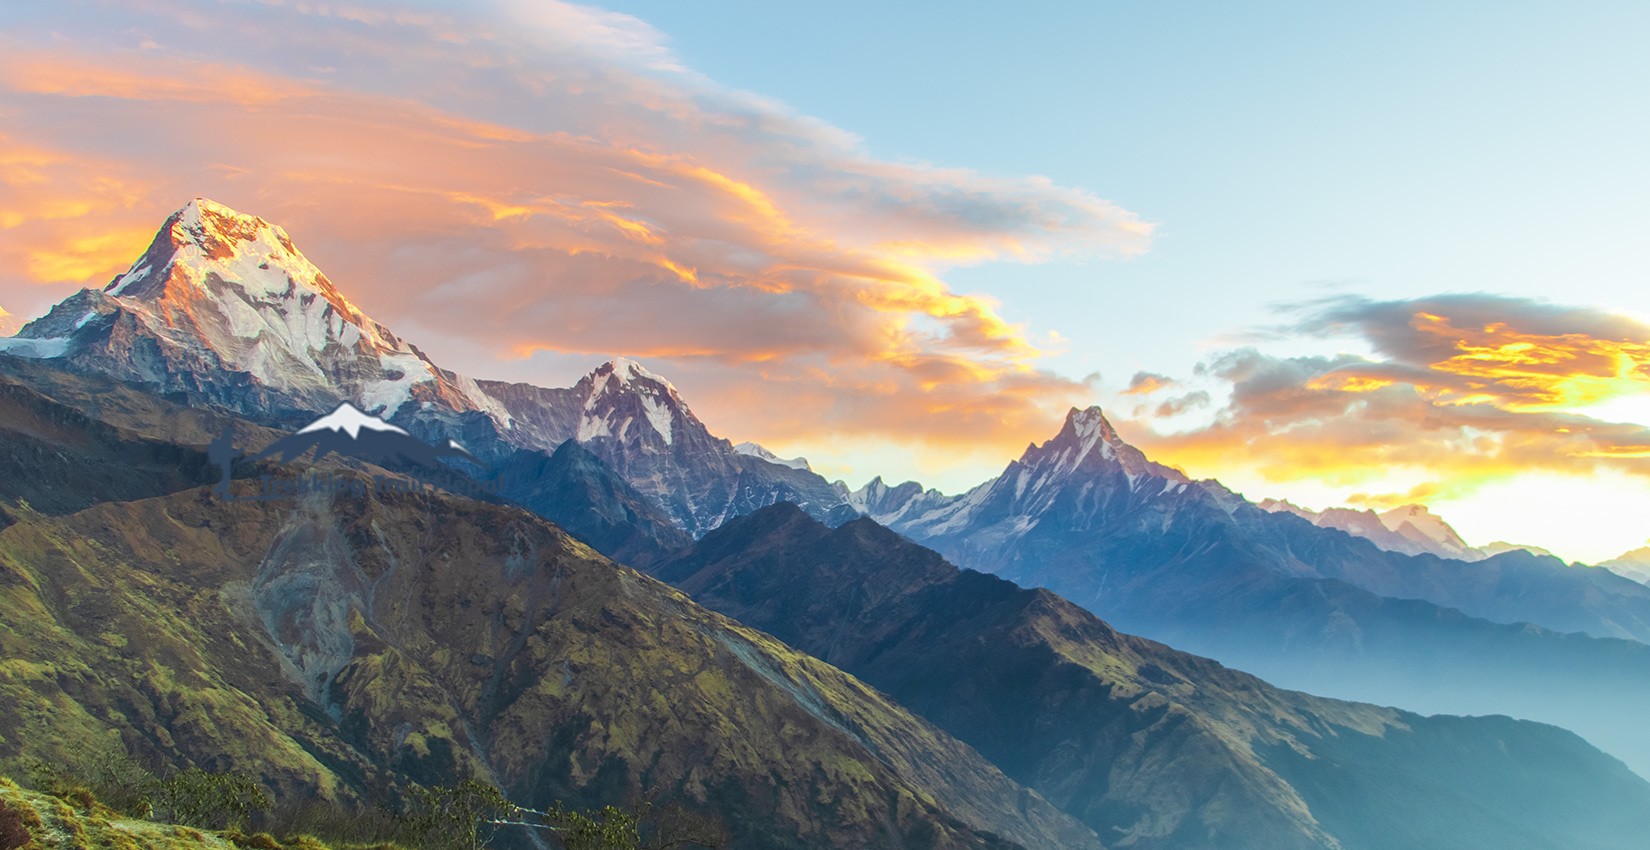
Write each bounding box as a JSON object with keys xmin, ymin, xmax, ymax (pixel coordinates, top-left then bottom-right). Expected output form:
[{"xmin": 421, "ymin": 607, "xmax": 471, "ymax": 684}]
[
  {"xmin": 0, "ymin": 370, "xmax": 218, "ymax": 524},
  {"xmin": 654, "ymin": 503, "xmax": 1650, "ymax": 850},
  {"xmin": 495, "ymin": 439, "xmax": 692, "ymax": 568}
]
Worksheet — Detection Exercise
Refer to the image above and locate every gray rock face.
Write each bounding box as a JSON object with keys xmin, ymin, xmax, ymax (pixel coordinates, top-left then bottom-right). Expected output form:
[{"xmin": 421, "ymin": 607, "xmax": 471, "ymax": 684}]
[{"xmin": 481, "ymin": 359, "xmax": 849, "ymax": 536}]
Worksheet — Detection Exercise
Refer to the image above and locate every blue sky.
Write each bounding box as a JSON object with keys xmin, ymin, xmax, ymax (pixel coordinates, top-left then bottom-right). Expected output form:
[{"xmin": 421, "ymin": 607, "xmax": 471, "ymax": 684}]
[{"xmin": 605, "ymin": 1, "xmax": 1650, "ymax": 372}]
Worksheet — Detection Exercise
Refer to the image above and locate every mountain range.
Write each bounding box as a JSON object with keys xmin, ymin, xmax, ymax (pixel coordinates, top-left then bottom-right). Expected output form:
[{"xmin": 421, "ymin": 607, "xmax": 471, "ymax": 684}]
[
  {"xmin": 0, "ymin": 199, "xmax": 845, "ymax": 536},
  {"xmin": 0, "ymin": 363, "xmax": 1097, "ymax": 850},
  {"xmin": 4, "ymin": 300, "xmax": 1647, "ymax": 850},
  {"xmin": 845, "ymin": 406, "xmax": 1650, "ymax": 776},
  {"xmin": 651, "ymin": 503, "xmax": 1650, "ymax": 850},
  {"xmin": 4, "ymin": 199, "xmax": 1650, "ymax": 847},
  {"xmin": 1257, "ymin": 499, "xmax": 1553, "ymax": 561}
]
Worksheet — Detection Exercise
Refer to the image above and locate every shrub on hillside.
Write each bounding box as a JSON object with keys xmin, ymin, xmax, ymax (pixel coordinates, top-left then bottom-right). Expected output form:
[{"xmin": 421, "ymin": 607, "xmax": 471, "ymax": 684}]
[
  {"xmin": 0, "ymin": 802, "xmax": 31, "ymax": 850},
  {"xmin": 154, "ymin": 769, "xmax": 271, "ymax": 831}
]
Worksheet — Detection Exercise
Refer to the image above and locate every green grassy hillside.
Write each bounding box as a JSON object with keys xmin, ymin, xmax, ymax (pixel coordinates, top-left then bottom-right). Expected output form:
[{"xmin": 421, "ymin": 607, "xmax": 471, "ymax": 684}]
[{"xmin": 0, "ymin": 359, "xmax": 1108, "ymax": 849}]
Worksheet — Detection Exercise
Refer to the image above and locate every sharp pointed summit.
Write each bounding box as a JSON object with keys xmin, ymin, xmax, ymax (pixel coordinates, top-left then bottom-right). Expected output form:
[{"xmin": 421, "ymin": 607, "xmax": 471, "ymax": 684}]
[
  {"xmin": 1028, "ymin": 406, "xmax": 1191, "ymax": 484},
  {"xmin": 0, "ymin": 198, "xmax": 506, "ymax": 425},
  {"xmin": 107, "ymin": 199, "xmax": 350, "ymax": 312}
]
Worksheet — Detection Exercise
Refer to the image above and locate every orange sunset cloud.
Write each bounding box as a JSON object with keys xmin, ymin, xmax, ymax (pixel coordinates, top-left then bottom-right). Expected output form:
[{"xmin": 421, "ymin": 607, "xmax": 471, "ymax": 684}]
[
  {"xmin": 0, "ymin": 2, "xmax": 1149, "ymax": 461},
  {"xmin": 1120, "ymin": 295, "xmax": 1650, "ymax": 504}
]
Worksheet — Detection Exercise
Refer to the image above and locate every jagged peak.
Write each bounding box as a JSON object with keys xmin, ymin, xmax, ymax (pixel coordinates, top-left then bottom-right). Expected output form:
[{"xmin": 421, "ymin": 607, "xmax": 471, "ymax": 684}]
[
  {"xmin": 575, "ymin": 357, "xmax": 694, "ymax": 445},
  {"xmin": 592, "ymin": 356, "xmax": 678, "ymax": 392},
  {"xmin": 1036, "ymin": 406, "xmax": 1131, "ymax": 464},
  {"xmin": 1020, "ymin": 405, "xmax": 1190, "ymax": 486},
  {"xmin": 103, "ymin": 198, "xmax": 371, "ymax": 326},
  {"xmin": 1064, "ymin": 405, "xmax": 1126, "ymax": 446}
]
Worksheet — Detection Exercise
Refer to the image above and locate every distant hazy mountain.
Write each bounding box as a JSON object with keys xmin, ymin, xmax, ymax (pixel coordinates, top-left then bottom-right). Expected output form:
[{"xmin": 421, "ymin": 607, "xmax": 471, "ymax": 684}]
[
  {"xmin": 852, "ymin": 406, "xmax": 1650, "ymax": 776},
  {"xmin": 653, "ymin": 503, "xmax": 1650, "ymax": 850},
  {"xmin": 0, "ymin": 199, "xmax": 854, "ymax": 535},
  {"xmin": 1256, "ymin": 498, "xmax": 1552, "ymax": 561},
  {"xmin": 1606, "ymin": 546, "xmax": 1650, "ymax": 584}
]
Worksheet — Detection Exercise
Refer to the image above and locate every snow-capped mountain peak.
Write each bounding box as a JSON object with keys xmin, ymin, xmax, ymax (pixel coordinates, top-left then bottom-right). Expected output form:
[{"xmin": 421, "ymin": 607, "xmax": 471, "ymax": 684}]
[
  {"xmin": 110, "ymin": 199, "xmax": 356, "ymax": 315},
  {"xmin": 0, "ymin": 304, "xmax": 18, "ymax": 338},
  {"xmin": 4, "ymin": 201, "xmax": 853, "ymax": 535},
  {"xmin": 297, "ymin": 402, "xmax": 409, "ymax": 439},
  {"xmin": 0, "ymin": 198, "xmax": 515, "ymax": 423},
  {"xmin": 733, "ymin": 441, "xmax": 811, "ymax": 471},
  {"xmin": 602, "ymin": 356, "xmax": 678, "ymax": 392},
  {"xmin": 576, "ymin": 357, "xmax": 688, "ymax": 445},
  {"xmin": 1068, "ymin": 405, "xmax": 1123, "ymax": 454},
  {"xmin": 1026, "ymin": 406, "xmax": 1190, "ymax": 486}
]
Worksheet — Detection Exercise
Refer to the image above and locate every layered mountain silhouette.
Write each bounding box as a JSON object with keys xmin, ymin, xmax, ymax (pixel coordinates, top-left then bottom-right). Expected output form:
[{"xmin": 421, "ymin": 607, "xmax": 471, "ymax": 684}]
[
  {"xmin": 852, "ymin": 406, "xmax": 1650, "ymax": 776},
  {"xmin": 1258, "ymin": 498, "xmax": 1553, "ymax": 561},
  {"xmin": 0, "ymin": 364, "xmax": 1098, "ymax": 850},
  {"xmin": 1605, "ymin": 545, "xmax": 1650, "ymax": 584},
  {"xmin": 652, "ymin": 503, "xmax": 1650, "ymax": 850},
  {"xmin": 6, "ymin": 200, "xmax": 1650, "ymax": 847}
]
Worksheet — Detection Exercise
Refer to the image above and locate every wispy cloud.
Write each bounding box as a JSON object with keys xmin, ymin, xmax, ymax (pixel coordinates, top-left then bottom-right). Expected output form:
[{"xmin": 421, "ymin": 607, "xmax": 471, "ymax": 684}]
[{"xmin": 0, "ymin": 0, "xmax": 1150, "ymax": 451}]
